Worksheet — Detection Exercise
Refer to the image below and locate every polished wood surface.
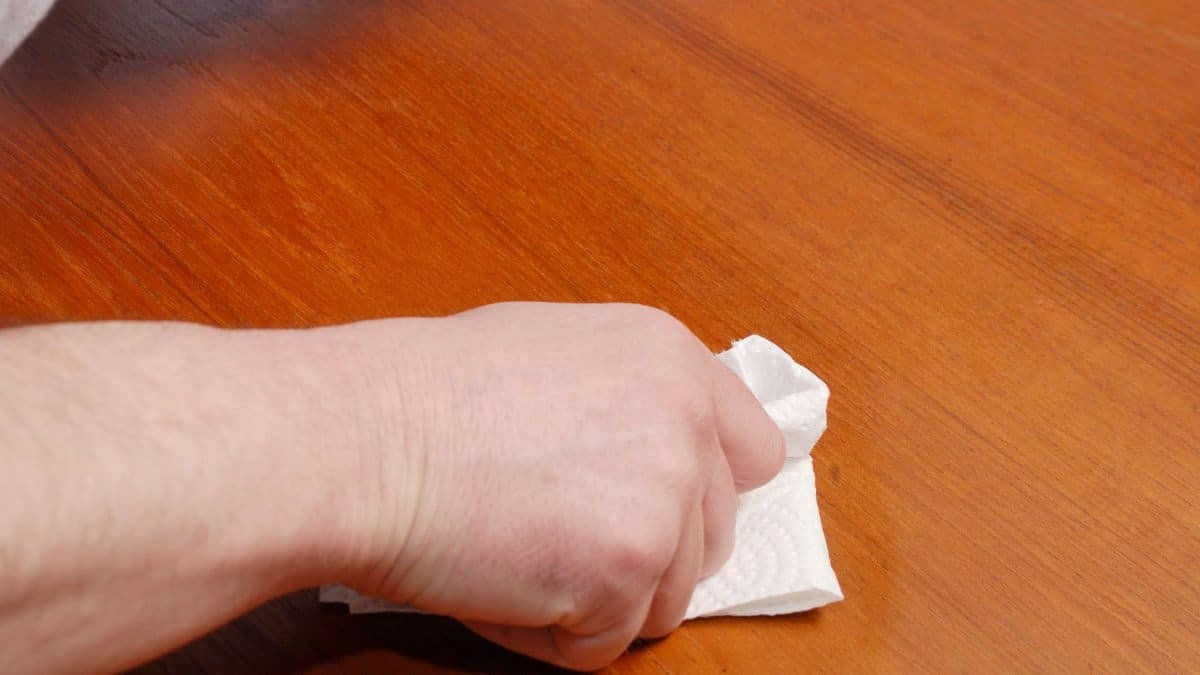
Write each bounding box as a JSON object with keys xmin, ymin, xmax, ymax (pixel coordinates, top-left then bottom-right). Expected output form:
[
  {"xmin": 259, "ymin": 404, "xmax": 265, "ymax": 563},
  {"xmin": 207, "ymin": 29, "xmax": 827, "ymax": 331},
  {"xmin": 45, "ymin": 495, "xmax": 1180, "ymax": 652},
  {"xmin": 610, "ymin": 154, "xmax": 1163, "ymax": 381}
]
[{"xmin": 2, "ymin": 1, "xmax": 1197, "ymax": 672}]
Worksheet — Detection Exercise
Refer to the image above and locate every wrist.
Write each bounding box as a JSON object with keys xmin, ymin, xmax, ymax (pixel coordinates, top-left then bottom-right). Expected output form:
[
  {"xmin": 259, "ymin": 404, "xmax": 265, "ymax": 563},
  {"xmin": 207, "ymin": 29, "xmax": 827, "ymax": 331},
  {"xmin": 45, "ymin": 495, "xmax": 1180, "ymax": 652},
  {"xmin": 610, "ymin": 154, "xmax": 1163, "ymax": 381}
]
[{"xmin": 276, "ymin": 319, "xmax": 433, "ymax": 596}]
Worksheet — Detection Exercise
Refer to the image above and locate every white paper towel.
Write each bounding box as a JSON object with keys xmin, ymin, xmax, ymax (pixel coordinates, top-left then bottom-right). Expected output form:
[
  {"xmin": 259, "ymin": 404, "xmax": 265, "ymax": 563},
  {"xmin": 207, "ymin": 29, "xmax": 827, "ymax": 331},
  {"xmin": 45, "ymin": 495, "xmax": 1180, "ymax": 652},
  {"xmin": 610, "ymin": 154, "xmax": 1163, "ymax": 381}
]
[
  {"xmin": 0, "ymin": 0, "xmax": 57, "ymax": 65},
  {"xmin": 320, "ymin": 335, "xmax": 841, "ymax": 619}
]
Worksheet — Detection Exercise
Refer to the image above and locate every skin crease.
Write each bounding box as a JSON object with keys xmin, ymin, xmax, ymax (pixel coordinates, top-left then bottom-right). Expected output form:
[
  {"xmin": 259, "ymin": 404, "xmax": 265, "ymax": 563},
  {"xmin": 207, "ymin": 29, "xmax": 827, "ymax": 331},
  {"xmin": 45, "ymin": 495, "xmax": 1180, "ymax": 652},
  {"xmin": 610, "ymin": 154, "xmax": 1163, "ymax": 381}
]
[{"xmin": 0, "ymin": 302, "xmax": 784, "ymax": 672}]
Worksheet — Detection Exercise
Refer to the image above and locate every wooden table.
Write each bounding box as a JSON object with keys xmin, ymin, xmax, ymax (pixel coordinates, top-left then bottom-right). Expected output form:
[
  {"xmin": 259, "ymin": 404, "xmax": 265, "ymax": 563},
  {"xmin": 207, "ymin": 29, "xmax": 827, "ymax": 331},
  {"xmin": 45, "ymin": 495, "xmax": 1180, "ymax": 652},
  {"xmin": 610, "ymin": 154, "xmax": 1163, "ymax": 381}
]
[{"xmin": 2, "ymin": 1, "xmax": 1197, "ymax": 672}]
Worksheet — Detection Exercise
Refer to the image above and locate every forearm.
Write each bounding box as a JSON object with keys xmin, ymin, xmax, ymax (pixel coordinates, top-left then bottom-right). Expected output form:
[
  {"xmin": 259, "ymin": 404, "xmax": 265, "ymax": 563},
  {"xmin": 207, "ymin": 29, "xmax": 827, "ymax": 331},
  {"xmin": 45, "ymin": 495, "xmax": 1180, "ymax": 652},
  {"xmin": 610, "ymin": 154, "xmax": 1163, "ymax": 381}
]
[{"xmin": 0, "ymin": 321, "xmax": 390, "ymax": 673}]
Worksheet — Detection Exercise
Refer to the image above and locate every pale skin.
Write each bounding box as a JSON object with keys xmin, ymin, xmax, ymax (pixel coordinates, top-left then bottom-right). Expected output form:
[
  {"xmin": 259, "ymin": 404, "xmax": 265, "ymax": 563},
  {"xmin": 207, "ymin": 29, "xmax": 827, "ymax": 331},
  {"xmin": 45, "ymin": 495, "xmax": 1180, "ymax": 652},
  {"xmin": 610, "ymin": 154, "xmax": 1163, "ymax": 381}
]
[{"xmin": 0, "ymin": 302, "xmax": 784, "ymax": 672}]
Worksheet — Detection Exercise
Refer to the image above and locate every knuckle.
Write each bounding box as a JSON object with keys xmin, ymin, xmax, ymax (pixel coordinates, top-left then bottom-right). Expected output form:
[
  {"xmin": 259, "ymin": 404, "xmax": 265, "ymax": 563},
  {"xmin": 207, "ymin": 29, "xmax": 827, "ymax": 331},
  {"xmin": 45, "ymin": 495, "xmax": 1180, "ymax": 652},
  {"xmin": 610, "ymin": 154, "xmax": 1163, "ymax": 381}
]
[
  {"xmin": 611, "ymin": 302, "xmax": 676, "ymax": 325},
  {"xmin": 640, "ymin": 438, "xmax": 705, "ymax": 503},
  {"xmin": 644, "ymin": 311, "xmax": 698, "ymax": 351},
  {"xmin": 608, "ymin": 522, "xmax": 676, "ymax": 587},
  {"xmin": 674, "ymin": 384, "xmax": 716, "ymax": 432},
  {"xmin": 655, "ymin": 384, "xmax": 718, "ymax": 456},
  {"xmin": 613, "ymin": 304, "xmax": 696, "ymax": 348}
]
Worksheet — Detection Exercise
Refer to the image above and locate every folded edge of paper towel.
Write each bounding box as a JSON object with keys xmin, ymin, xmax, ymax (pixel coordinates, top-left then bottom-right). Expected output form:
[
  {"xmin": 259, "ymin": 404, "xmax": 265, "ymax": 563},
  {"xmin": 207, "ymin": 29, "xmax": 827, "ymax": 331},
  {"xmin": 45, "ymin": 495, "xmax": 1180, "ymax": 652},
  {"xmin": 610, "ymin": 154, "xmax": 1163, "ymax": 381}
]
[
  {"xmin": 320, "ymin": 334, "xmax": 841, "ymax": 620},
  {"xmin": 717, "ymin": 334, "xmax": 830, "ymax": 460},
  {"xmin": 684, "ymin": 456, "xmax": 841, "ymax": 618}
]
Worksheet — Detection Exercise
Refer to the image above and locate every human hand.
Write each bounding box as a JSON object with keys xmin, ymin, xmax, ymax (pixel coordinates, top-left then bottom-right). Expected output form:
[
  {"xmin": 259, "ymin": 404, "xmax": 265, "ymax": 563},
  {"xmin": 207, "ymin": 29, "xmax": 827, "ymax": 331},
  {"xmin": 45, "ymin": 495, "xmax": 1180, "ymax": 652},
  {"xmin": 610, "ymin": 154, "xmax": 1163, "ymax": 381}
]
[{"xmin": 333, "ymin": 303, "xmax": 785, "ymax": 670}]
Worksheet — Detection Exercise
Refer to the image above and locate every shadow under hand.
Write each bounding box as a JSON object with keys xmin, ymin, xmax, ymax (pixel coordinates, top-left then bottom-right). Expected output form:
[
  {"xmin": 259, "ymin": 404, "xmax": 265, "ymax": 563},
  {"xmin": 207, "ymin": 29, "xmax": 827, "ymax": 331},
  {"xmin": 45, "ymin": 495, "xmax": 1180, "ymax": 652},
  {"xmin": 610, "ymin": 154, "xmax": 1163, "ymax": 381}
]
[{"xmin": 130, "ymin": 589, "xmax": 569, "ymax": 675}]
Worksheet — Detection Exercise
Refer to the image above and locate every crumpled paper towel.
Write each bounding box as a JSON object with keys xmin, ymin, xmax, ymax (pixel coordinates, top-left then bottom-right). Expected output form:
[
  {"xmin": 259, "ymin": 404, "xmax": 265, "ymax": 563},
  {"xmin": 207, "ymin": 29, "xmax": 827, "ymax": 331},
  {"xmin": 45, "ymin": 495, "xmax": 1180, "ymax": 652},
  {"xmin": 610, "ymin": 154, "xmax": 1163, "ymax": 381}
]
[{"xmin": 320, "ymin": 335, "xmax": 841, "ymax": 619}]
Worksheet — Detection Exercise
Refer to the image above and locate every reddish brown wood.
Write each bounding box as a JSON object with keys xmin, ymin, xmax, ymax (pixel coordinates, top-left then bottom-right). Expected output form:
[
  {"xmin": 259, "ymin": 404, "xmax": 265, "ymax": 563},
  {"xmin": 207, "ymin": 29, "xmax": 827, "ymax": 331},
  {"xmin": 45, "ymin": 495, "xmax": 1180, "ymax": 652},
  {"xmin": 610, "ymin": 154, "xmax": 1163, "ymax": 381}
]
[{"xmin": 1, "ymin": 1, "xmax": 1196, "ymax": 672}]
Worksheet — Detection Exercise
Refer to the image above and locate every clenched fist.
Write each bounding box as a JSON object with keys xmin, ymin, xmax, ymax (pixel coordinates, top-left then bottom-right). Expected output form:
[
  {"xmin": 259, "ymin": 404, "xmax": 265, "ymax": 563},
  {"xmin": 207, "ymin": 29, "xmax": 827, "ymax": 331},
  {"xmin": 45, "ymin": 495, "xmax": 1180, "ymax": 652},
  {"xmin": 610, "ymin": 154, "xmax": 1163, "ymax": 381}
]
[{"xmin": 330, "ymin": 303, "xmax": 785, "ymax": 670}]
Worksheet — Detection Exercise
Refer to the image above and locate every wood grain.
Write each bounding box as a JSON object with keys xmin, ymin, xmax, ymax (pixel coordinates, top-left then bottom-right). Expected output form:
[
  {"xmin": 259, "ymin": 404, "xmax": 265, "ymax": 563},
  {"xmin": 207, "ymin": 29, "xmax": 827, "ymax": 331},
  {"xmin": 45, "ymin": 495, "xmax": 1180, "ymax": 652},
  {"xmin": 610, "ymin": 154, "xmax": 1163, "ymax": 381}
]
[{"xmin": 1, "ymin": 0, "xmax": 1197, "ymax": 672}]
